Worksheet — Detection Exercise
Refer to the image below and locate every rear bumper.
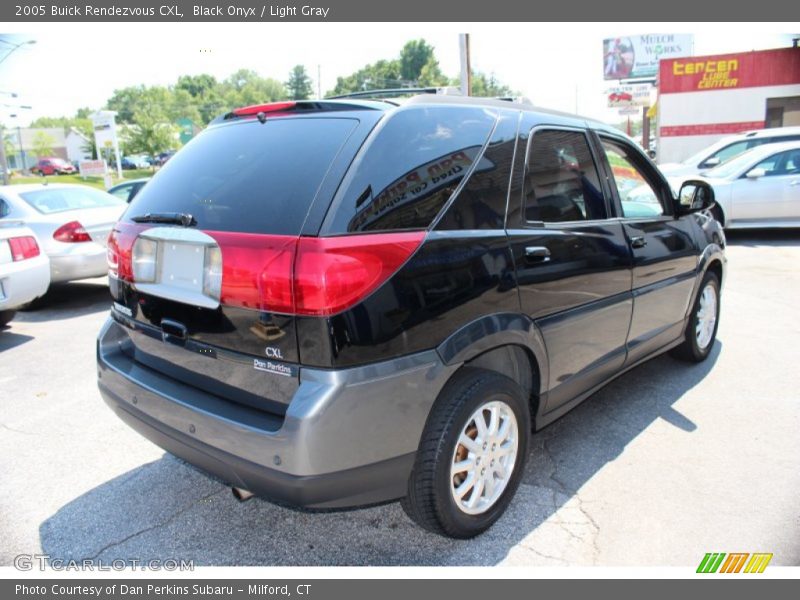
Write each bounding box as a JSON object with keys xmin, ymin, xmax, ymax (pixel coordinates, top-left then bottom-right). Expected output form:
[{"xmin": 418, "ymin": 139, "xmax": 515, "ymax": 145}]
[
  {"xmin": 0, "ymin": 254, "xmax": 50, "ymax": 310},
  {"xmin": 49, "ymin": 243, "xmax": 107, "ymax": 283},
  {"xmin": 97, "ymin": 318, "xmax": 458, "ymax": 509}
]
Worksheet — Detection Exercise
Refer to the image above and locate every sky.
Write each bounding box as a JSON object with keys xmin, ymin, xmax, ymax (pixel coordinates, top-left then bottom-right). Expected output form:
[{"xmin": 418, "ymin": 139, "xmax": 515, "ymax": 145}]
[{"xmin": 0, "ymin": 22, "xmax": 797, "ymax": 127}]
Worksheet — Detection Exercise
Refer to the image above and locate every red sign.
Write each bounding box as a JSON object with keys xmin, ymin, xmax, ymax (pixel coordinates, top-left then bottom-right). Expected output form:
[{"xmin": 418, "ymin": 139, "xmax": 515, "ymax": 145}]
[{"xmin": 660, "ymin": 47, "xmax": 800, "ymax": 94}]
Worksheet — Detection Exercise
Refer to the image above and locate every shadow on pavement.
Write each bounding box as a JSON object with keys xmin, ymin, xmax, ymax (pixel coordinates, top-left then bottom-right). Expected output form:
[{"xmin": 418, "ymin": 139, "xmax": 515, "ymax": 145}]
[
  {"xmin": 16, "ymin": 280, "xmax": 112, "ymax": 322},
  {"xmin": 0, "ymin": 330, "xmax": 34, "ymax": 352},
  {"xmin": 39, "ymin": 342, "xmax": 721, "ymax": 566},
  {"xmin": 725, "ymin": 229, "xmax": 800, "ymax": 248}
]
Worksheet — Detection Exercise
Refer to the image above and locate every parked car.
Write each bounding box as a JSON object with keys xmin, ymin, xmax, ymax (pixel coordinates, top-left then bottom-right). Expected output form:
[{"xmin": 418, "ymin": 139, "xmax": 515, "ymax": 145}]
[
  {"xmin": 0, "ymin": 184, "xmax": 126, "ymax": 287},
  {"xmin": 107, "ymin": 178, "xmax": 150, "ymax": 203},
  {"xmin": 30, "ymin": 157, "xmax": 77, "ymax": 176},
  {"xmin": 608, "ymin": 92, "xmax": 633, "ymax": 102},
  {"xmin": 98, "ymin": 97, "xmax": 725, "ymax": 538},
  {"xmin": 121, "ymin": 155, "xmax": 151, "ymax": 170},
  {"xmin": 687, "ymin": 141, "xmax": 800, "ymax": 229},
  {"xmin": 660, "ymin": 126, "xmax": 800, "ymax": 177},
  {"xmin": 0, "ymin": 222, "xmax": 50, "ymax": 326},
  {"xmin": 154, "ymin": 151, "xmax": 176, "ymax": 166}
]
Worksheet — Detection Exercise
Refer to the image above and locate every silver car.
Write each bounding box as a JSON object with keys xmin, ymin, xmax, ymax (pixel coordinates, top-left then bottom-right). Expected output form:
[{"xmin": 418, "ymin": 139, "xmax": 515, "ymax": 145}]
[{"xmin": 0, "ymin": 184, "xmax": 126, "ymax": 285}]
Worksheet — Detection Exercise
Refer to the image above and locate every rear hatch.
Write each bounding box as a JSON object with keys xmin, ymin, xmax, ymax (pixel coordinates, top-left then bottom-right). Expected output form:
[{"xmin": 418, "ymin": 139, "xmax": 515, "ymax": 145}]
[{"xmin": 107, "ymin": 105, "xmax": 383, "ymax": 416}]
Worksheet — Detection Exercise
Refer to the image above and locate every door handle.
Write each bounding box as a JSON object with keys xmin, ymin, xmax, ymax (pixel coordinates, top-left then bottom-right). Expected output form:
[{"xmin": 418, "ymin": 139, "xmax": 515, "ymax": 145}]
[
  {"xmin": 790, "ymin": 179, "xmax": 800, "ymax": 186},
  {"xmin": 524, "ymin": 246, "xmax": 551, "ymax": 263},
  {"xmin": 630, "ymin": 236, "xmax": 647, "ymax": 249}
]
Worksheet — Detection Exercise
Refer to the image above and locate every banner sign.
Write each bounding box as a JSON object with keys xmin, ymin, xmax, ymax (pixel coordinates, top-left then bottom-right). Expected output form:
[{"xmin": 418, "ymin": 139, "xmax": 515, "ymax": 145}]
[
  {"xmin": 660, "ymin": 47, "xmax": 800, "ymax": 94},
  {"xmin": 78, "ymin": 159, "xmax": 107, "ymax": 176},
  {"xmin": 603, "ymin": 34, "xmax": 693, "ymax": 80},
  {"xmin": 606, "ymin": 83, "xmax": 653, "ymax": 107}
]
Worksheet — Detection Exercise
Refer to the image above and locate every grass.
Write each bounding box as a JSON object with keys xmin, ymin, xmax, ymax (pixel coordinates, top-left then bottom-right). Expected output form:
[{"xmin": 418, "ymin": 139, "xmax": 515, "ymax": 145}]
[{"xmin": 7, "ymin": 169, "xmax": 154, "ymax": 190}]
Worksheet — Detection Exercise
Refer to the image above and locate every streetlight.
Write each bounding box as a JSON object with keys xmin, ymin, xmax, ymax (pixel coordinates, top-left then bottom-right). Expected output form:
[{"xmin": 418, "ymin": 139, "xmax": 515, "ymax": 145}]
[
  {"xmin": 0, "ymin": 39, "xmax": 35, "ymax": 184},
  {"xmin": 0, "ymin": 39, "xmax": 36, "ymax": 67}
]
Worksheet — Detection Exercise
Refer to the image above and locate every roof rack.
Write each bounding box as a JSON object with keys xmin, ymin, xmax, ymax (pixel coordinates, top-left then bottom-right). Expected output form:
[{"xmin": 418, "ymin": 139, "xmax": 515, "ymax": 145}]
[{"xmin": 326, "ymin": 87, "xmax": 461, "ymax": 100}]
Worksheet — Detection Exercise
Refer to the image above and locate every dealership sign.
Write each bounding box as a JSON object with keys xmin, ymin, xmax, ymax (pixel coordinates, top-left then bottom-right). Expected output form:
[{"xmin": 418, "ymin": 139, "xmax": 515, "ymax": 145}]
[
  {"xmin": 603, "ymin": 34, "xmax": 693, "ymax": 80},
  {"xmin": 660, "ymin": 47, "xmax": 800, "ymax": 94},
  {"xmin": 606, "ymin": 83, "xmax": 653, "ymax": 107}
]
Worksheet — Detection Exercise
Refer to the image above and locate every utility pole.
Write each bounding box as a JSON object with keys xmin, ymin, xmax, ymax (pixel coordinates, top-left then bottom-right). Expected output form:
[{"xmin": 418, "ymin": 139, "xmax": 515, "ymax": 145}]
[
  {"xmin": 317, "ymin": 64, "xmax": 321, "ymax": 99},
  {"xmin": 0, "ymin": 124, "xmax": 8, "ymax": 185},
  {"xmin": 459, "ymin": 34, "xmax": 471, "ymax": 96}
]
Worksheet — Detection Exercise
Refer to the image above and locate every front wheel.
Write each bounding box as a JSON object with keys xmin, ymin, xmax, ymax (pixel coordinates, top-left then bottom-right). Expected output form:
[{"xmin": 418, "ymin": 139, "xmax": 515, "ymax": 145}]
[
  {"xmin": 401, "ymin": 368, "xmax": 530, "ymax": 538},
  {"xmin": 0, "ymin": 310, "xmax": 16, "ymax": 328},
  {"xmin": 671, "ymin": 271, "xmax": 720, "ymax": 362}
]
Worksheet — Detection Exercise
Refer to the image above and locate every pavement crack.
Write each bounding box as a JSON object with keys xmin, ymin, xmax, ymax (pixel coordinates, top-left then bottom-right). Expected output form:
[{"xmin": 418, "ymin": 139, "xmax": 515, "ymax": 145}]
[
  {"xmin": 88, "ymin": 488, "xmax": 225, "ymax": 560},
  {"xmin": 0, "ymin": 422, "xmax": 37, "ymax": 436}
]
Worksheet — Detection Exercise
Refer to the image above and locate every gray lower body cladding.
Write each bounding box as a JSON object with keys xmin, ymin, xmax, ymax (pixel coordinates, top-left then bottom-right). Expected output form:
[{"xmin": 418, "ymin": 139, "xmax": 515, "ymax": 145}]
[{"xmin": 96, "ymin": 317, "xmax": 459, "ymax": 509}]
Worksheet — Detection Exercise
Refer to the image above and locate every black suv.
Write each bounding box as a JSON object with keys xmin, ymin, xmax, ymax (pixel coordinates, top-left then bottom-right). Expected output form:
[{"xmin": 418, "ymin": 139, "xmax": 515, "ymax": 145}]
[{"xmin": 97, "ymin": 95, "xmax": 725, "ymax": 538}]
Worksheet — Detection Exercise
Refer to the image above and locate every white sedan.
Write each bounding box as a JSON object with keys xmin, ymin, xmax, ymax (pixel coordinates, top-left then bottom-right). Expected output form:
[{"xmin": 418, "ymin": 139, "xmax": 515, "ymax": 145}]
[
  {"xmin": 0, "ymin": 223, "xmax": 50, "ymax": 327},
  {"xmin": 0, "ymin": 184, "xmax": 127, "ymax": 288},
  {"xmin": 692, "ymin": 141, "xmax": 800, "ymax": 229}
]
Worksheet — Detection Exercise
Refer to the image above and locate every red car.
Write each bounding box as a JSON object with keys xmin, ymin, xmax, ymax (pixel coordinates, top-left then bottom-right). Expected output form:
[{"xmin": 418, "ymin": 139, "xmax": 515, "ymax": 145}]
[
  {"xmin": 31, "ymin": 157, "xmax": 77, "ymax": 176},
  {"xmin": 608, "ymin": 92, "xmax": 633, "ymax": 103}
]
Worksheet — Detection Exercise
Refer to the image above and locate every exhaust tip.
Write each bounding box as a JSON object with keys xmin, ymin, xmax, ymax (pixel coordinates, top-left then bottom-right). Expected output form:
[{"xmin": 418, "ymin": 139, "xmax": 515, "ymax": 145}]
[{"xmin": 232, "ymin": 487, "xmax": 255, "ymax": 502}]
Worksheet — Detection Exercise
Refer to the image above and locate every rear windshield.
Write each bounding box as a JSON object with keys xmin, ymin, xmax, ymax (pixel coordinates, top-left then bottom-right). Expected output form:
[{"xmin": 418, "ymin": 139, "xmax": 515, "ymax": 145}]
[
  {"xmin": 323, "ymin": 106, "xmax": 497, "ymax": 233},
  {"xmin": 124, "ymin": 117, "xmax": 358, "ymax": 235},
  {"xmin": 21, "ymin": 187, "xmax": 124, "ymax": 214}
]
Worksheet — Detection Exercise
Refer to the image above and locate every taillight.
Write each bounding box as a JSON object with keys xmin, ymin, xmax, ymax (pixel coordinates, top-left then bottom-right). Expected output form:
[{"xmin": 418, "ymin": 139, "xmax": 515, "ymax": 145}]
[
  {"xmin": 53, "ymin": 221, "xmax": 91, "ymax": 243},
  {"xmin": 8, "ymin": 236, "xmax": 40, "ymax": 261},
  {"xmin": 107, "ymin": 223, "xmax": 147, "ymax": 279},
  {"xmin": 205, "ymin": 231, "xmax": 297, "ymax": 313},
  {"xmin": 111, "ymin": 224, "xmax": 425, "ymax": 317},
  {"xmin": 205, "ymin": 231, "xmax": 425, "ymax": 316},
  {"xmin": 293, "ymin": 233, "xmax": 425, "ymax": 316}
]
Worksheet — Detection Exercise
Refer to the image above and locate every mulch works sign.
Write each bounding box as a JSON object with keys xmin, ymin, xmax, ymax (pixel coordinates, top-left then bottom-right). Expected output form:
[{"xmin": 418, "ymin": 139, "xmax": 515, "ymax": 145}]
[{"xmin": 660, "ymin": 47, "xmax": 800, "ymax": 93}]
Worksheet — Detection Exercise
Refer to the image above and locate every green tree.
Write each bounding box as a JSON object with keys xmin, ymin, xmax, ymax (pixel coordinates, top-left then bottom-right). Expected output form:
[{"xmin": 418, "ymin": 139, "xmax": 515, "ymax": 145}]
[
  {"xmin": 400, "ymin": 39, "xmax": 436, "ymax": 81},
  {"xmin": 122, "ymin": 108, "xmax": 179, "ymax": 158},
  {"xmin": 286, "ymin": 65, "xmax": 314, "ymax": 100},
  {"xmin": 464, "ymin": 71, "xmax": 515, "ymax": 97},
  {"xmin": 31, "ymin": 131, "xmax": 55, "ymax": 158},
  {"xmin": 418, "ymin": 56, "xmax": 449, "ymax": 87}
]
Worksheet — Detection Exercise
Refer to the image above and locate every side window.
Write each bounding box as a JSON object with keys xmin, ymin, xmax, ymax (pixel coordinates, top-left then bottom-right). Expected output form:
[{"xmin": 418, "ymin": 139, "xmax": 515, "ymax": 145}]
[
  {"xmin": 109, "ymin": 184, "xmax": 132, "ymax": 201},
  {"xmin": 704, "ymin": 140, "xmax": 750, "ymax": 167},
  {"xmin": 0, "ymin": 199, "xmax": 8, "ymax": 218},
  {"xmin": 524, "ymin": 129, "xmax": 606, "ymax": 223},
  {"xmin": 601, "ymin": 138, "xmax": 665, "ymax": 219},
  {"xmin": 325, "ymin": 106, "xmax": 496, "ymax": 233},
  {"xmin": 756, "ymin": 150, "xmax": 800, "ymax": 176}
]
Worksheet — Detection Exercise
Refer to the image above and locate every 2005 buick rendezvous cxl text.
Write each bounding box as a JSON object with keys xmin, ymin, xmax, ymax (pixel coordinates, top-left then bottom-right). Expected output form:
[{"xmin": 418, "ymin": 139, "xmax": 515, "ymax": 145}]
[{"xmin": 97, "ymin": 94, "xmax": 725, "ymax": 538}]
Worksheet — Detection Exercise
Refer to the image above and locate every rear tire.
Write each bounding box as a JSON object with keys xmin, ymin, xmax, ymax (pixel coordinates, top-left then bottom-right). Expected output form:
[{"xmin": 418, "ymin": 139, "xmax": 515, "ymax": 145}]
[
  {"xmin": 671, "ymin": 271, "xmax": 720, "ymax": 362},
  {"xmin": 401, "ymin": 367, "xmax": 530, "ymax": 538},
  {"xmin": 0, "ymin": 310, "xmax": 16, "ymax": 327}
]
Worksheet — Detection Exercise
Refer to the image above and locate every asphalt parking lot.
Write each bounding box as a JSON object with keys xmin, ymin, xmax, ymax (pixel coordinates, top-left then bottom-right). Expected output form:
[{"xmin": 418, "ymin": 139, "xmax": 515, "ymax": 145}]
[{"xmin": 1, "ymin": 230, "xmax": 798, "ymax": 567}]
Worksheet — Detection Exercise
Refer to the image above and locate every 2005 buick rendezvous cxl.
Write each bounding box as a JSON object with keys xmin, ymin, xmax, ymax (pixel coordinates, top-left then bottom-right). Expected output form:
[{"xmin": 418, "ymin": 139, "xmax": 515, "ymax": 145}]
[{"xmin": 97, "ymin": 94, "xmax": 725, "ymax": 538}]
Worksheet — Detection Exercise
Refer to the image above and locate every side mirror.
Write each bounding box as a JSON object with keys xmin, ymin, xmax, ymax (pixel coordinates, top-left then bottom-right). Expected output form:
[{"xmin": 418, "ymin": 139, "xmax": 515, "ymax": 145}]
[
  {"xmin": 676, "ymin": 179, "xmax": 715, "ymax": 215},
  {"xmin": 746, "ymin": 167, "xmax": 766, "ymax": 179},
  {"xmin": 701, "ymin": 157, "xmax": 721, "ymax": 168}
]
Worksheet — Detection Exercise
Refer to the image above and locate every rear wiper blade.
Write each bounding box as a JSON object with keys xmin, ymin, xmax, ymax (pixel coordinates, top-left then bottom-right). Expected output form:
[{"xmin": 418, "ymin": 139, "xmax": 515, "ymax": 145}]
[{"xmin": 130, "ymin": 212, "xmax": 196, "ymax": 227}]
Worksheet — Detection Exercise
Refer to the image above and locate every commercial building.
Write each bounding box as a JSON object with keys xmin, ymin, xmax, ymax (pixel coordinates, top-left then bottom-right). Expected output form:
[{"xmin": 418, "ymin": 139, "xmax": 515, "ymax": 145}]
[{"xmin": 657, "ymin": 47, "xmax": 800, "ymax": 163}]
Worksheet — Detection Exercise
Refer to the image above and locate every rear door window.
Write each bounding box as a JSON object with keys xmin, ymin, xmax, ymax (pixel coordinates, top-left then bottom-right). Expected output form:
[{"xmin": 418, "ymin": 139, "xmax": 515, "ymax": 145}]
[
  {"xmin": 20, "ymin": 187, "xmax": 124, "ymax": 214},
  {"xmin": 323, "ymin": 106, "xmax": 497, "ymax": 233},
  {"xmin": 524, "ymin": 129, "xmax": 606, "ymax": 223},
  {"xmin": 125, "ymin": 117, "xmax": 359, "ymax": 235}
]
